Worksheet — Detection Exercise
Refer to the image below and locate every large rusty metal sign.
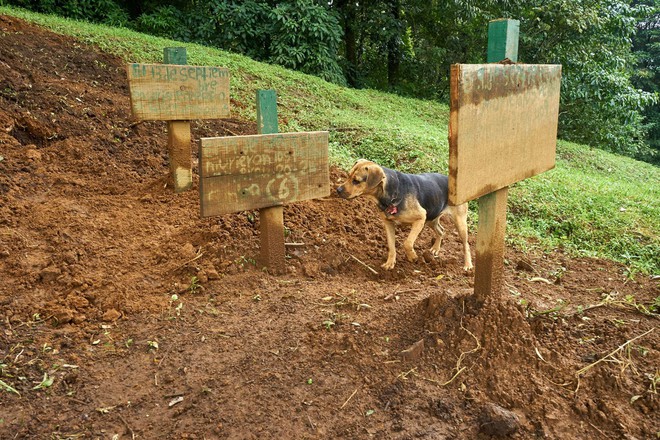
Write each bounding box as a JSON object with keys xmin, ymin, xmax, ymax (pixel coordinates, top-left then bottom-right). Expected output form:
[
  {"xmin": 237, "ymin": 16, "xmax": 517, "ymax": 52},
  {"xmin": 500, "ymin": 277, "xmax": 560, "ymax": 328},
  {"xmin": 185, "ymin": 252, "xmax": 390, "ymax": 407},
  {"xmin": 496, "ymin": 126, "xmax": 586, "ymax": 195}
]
[
  {"xmin": 199, "ymin": 131, "xmax": 329, "ymax": 217},
  {"xmin": 449, "ymin": 64, "xmax": 562, "ymax": 206}
]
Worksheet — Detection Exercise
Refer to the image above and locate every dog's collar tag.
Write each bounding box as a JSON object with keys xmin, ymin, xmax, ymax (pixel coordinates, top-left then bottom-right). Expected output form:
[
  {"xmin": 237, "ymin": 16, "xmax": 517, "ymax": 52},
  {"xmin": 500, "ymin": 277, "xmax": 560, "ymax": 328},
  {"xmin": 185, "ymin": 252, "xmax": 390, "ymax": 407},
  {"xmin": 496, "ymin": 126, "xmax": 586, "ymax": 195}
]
[{"xmin": 386, "ymin": 205, "xmax": 398, "ymax": 215}]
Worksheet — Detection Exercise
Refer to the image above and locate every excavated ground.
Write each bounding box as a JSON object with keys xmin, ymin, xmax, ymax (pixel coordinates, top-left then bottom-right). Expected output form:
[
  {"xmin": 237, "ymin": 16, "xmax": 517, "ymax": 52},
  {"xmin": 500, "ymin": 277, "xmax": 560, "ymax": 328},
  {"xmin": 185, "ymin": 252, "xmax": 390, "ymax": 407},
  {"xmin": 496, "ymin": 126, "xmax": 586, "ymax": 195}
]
[{"xmin": 0, "ymin": 16, "xmax": 658, "ymax": 439}]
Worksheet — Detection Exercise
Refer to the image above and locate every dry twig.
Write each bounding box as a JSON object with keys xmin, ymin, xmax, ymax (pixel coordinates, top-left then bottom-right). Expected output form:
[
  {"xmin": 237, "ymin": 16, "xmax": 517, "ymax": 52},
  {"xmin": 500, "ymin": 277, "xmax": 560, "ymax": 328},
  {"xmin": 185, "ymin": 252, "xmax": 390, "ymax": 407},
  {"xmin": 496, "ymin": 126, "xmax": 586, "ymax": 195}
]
[
  {"xmin": 117, "ymin": 412, "xmax": 136, "ymax": 440},
  {"xmin": 348, "ymin": 254, "xmax": 379, "ymax": 275},
  {"xmin": 340, "ymin": 388, "xmax": 358, "ymax": 410},
  {"xmin": 575, "ymin": 327, "xmax": 655, "ymax": 393}
]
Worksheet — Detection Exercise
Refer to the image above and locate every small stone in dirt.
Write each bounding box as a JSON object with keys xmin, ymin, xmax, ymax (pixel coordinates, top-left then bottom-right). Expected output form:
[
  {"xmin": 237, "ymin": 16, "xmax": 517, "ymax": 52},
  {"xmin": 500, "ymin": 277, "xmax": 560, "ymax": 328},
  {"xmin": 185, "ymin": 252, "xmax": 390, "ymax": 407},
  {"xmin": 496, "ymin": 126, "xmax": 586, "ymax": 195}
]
[
  {"xmin": 181, "ymin": 243, "xmax": 196, "ymax": 259},
  {"xmin": 196, "ymin": 270, "xmax": 209, "ymax": 284},
  {"xmin": 478, "ymin": 403, "xmax": 520, "ymax": 437},
  {"xmin": 516, "ymin": 258, "xmax": 535, "ymax": 272},
  {"xmin": 51, "ymin": 306, "xmax": 74, "ymax": 324},
  {"xmin": 401, "ymin": 339, "xmax": 424, "ymax": 362},
  {"xmin": 25, "ymin": 148, "xmax": 42, "ymax": 161},
  {"xmin": 302, "ymin": 261, "xmax": 321, "ymax": 278},
  {"xmin": 422, "ymin": 250, "xmax": 434, "ymax": 263},
  {"xmin": 102, "ymin": 308, "xmax": 121, "ymax": 322},
  {"xmin": 206, "ymin": 267, "xmax": 221, "ymax": 280},
  {"xmin": 40, "ymin": 265, "xmax": 61, "ymax": 283}
]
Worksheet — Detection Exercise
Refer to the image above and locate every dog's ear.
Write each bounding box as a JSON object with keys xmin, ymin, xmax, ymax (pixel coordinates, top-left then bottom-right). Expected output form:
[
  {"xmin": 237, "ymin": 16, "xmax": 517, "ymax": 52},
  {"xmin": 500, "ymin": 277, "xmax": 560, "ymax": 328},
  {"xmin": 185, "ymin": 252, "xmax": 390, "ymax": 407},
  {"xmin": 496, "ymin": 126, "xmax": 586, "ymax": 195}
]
[
  {"xmin": 365, "ymin": 164, "xmax": 385, "ymax": 189},
  {"xmin": 349, "ymin": 159, "xmax": 369, "ymax": 175}
]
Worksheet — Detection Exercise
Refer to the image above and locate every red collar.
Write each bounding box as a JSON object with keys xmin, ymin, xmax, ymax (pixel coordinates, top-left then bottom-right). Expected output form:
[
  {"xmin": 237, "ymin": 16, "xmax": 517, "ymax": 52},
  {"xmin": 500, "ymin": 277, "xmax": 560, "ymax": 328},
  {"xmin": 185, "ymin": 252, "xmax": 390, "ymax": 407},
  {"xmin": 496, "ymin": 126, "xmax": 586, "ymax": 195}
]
[{"xmin": 385, "ymin": 205, "xmax": 398, "ymax": 215}]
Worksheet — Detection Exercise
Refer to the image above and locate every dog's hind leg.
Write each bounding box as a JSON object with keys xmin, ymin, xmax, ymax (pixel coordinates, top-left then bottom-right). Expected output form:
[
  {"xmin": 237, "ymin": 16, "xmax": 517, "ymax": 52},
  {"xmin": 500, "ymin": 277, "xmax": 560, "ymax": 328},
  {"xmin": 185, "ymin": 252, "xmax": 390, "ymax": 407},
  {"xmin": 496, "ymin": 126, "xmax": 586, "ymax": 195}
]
[
  {"xmin": 382, "ymin": 219, "xmax": 398, "ymax": 270},
  {"xmin": 447, "ymin": 204, "xmax": 473, "ymax": 271},
  {"xmin": 429, "ymin": 217, "xmax": 445, "ymax": 256}
]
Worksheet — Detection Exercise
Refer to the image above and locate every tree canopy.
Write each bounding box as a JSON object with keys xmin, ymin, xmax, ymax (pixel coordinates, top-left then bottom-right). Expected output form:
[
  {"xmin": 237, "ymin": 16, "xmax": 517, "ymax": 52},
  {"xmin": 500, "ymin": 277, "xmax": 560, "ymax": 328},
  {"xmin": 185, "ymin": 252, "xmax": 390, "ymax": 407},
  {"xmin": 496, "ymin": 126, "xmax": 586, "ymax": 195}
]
[{"xmin": 5, "ymin": 0, "xmax": 658, "ymax": 163}]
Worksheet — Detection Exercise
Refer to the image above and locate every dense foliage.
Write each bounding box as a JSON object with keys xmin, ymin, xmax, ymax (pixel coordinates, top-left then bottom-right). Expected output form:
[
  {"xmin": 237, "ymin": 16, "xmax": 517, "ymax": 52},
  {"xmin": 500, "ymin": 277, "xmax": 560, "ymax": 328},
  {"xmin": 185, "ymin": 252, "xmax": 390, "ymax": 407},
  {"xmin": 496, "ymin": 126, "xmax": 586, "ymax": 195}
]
[
  {"xmin": 632, "ymin": 0, "xmax": 660, "ymax": 163},
  {"xmin": 2, "ymin": 0, "xmax": 658, "ymax": 162}
]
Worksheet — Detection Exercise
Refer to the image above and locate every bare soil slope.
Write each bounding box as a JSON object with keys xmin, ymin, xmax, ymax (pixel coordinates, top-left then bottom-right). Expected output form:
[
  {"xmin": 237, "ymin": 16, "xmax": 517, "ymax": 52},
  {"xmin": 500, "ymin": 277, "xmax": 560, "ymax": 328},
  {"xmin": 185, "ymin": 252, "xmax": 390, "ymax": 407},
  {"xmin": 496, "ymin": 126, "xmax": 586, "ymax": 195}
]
[{"xmin": 0, "ymin": 16, "xmax": 658, "ymax": 439}]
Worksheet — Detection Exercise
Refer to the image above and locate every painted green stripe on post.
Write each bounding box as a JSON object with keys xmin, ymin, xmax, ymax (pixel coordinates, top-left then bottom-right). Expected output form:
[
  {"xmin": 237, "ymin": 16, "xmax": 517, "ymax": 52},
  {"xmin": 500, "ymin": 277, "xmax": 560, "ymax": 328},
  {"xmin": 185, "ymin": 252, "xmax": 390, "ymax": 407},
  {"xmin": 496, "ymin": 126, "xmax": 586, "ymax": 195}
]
[
  {"xmin": 256, "ymin": 90, "xmax": 279, "ymax": 135},
  {"xmin": 487, "ymin": 19, "xmax": 519, "ymax": 63}
]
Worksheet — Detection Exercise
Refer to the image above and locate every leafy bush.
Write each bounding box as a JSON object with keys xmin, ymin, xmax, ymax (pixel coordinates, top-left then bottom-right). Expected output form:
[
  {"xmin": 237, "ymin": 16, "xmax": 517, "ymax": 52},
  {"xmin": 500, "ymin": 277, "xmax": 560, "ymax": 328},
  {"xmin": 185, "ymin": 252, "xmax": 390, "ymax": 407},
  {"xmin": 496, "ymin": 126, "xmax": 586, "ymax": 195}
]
[
  {"xmin": 268, "ymin": 0, "xmax": 345, "ymax": 85},
  {"xmin": 133, "ymin": 5, "xmax": 183, "ymax": 38},
  {"xmin": 518, "ymin": 0, "xmax": 657, "ymax": 159},
  {"xmin": 189, "ymin": 0, "xmax": 272, "ymax": 60}
]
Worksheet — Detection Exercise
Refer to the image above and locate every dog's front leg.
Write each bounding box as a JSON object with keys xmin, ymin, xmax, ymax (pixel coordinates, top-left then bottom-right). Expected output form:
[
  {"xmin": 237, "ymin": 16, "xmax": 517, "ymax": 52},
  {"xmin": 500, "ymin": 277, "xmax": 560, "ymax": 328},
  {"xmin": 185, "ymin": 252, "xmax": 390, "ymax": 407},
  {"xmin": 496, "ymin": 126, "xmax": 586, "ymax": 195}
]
[
  {"xmin": 403, "ymin": 219, "xmax": 426, "ymax": 263},
  {"xmin": 382, "ymin": 219, "xmax": 397, "ymax": 270}
]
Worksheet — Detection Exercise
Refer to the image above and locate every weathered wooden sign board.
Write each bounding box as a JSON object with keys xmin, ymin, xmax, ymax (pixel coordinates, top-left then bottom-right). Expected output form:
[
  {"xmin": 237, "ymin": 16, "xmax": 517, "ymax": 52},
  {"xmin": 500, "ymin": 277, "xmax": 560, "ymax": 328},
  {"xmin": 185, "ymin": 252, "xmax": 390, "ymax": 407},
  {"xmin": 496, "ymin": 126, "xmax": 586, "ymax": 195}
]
[
  {"xmin": 448, "ymin": 63, "xmax": 562, "ymax": 206},
  {"xmin": 448, "ymin": 58, "xmax": 561, "ymax": 306},
  {"xmin": 199, "ymin": 132, "xmax": 330, "ymax": 217},
  {"xmin": 126, "ymin": 63, "xmax": 230, "ymax": 121}
]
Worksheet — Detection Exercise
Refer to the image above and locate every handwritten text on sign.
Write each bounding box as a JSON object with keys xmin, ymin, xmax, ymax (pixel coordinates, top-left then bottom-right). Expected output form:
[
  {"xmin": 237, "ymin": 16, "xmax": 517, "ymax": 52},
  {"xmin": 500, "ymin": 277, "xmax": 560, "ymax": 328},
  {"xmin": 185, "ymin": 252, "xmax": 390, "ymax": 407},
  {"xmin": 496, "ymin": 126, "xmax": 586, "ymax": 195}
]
[
  {"xmin": 199, "ymin": 132, "xmax": 330, "ymax": 217},
  {"xmin": 126, "ymin": 63, "xmax": 230, "ymax": 121}
]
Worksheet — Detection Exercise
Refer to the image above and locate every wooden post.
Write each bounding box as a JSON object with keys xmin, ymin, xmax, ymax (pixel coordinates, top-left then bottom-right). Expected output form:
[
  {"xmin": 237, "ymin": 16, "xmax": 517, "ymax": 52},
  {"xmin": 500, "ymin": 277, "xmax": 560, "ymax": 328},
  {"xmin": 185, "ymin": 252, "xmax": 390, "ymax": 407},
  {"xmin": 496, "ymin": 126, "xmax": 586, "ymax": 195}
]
[
  {"xmin": 487, "ymin": 19, "xmax": 519, "ymax": 63},
  {"xmin": 164, "ymin": 47, "xmax": 192, "ymax": 193},
  {"xmin": 256, "ymin": 90, "xmax": 286, "ymax": 273},
  {"xmin": 473, "ymin": 20, "xmax": 519, "ymax": 305},
  {"xmin": 473, "ymin": 188, "xmax": 508, "ymax": 304}
]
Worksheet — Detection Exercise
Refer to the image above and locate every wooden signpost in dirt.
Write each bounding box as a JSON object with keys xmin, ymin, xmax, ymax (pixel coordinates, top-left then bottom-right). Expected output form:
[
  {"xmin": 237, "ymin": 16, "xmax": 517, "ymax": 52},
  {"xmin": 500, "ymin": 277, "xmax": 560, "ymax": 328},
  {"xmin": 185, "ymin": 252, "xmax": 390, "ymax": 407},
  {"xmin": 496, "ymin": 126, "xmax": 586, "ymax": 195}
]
[
  {"xmin": 449, "ymin": 19, "xmax": 562, "ymax": 306},
  {"xmin": 199, "ymin": 90, "xmax": 330, "ymax": 273},
  {"xmin": 126, "ymin": 47, "xmax": 230, "ymax": 192}
]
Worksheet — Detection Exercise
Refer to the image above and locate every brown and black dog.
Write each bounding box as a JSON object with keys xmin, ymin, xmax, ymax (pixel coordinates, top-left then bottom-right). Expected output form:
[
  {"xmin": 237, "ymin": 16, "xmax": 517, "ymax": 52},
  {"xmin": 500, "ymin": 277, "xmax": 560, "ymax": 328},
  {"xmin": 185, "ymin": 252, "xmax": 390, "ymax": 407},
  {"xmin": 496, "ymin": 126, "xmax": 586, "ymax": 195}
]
[{"xmin": 336, "ymin": 159, "xmax": 473, "ymax": 271}]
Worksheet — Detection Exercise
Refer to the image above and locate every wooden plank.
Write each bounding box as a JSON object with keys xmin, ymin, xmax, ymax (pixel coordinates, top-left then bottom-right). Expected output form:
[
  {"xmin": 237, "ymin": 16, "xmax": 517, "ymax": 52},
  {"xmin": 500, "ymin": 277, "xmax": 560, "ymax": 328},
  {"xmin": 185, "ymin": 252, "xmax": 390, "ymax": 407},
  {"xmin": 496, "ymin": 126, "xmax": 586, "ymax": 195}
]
[
  {"xmin": 448, "ymin": 63, "xmax": 561, "ymax": 206},
  {"xmin": 199, "ymin": 132, "xmax": 329, "ymax": 217},
  {"xmin": 126, "ymin": 63, "xmax": 230, "ymax": 121}
]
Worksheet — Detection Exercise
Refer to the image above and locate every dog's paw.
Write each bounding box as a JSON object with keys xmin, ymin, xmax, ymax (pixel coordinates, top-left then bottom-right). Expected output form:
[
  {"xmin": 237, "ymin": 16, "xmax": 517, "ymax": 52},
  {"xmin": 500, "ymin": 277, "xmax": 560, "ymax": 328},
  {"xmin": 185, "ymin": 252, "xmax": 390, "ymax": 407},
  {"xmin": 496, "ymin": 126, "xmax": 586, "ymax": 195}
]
[
  {"xmin": 463, "ymin": 263, "xmax": 474, "ymax": 272},
  {"xmin": 381, "ymin": 260, "xmax": 396, "ymax": 270}
]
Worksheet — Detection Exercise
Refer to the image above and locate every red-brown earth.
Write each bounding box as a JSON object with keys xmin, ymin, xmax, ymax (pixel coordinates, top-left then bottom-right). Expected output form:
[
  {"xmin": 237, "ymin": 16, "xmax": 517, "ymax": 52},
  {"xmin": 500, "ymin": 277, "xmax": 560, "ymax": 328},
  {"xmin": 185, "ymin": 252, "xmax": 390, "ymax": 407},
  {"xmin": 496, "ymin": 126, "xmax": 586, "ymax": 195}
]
[{"xmin": 0, "ymin": 15, "xmax": 658, "ymax": 440}]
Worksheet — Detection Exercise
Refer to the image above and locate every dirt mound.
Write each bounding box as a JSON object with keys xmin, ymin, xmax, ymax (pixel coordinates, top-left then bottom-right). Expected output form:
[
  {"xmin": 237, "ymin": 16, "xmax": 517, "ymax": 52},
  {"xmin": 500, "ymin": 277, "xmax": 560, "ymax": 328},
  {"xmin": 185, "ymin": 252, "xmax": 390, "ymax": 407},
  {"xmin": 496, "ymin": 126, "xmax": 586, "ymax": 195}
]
[{"xmin": 0, "ymin": 15, "xmax": 658, "ymax": 439}]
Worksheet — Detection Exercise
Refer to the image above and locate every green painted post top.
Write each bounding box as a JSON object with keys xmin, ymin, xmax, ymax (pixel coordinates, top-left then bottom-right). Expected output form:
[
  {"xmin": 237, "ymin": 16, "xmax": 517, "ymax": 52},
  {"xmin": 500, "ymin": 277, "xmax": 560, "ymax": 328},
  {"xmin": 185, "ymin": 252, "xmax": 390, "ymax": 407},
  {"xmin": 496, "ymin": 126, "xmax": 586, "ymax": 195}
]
[
  {"xmin": 164, "ymin": 47, "xmax": 187, "ymax": 65},
  {"xmin": 487, "ymin": 19, "xmax": 519, "ymax": 63},
  {"xmin": 256, "ymin": 90, "xmax": 279, "ymax": 135}
]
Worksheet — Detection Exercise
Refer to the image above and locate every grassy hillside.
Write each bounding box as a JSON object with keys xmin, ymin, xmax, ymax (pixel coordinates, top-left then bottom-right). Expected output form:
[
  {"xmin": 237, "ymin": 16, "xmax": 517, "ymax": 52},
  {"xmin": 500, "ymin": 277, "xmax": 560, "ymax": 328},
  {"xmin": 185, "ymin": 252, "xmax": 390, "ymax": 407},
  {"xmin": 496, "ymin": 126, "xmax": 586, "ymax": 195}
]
[{"xmin": 3, "ymin": 6, "xmax": 658, "ymax": 274}]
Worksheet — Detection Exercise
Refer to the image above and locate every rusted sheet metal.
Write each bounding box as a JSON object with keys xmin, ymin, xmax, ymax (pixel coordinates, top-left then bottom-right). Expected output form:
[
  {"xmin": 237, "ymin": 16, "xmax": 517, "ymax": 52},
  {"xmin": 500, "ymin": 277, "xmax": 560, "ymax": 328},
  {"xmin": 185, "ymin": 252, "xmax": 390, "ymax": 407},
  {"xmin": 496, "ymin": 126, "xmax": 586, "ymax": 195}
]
[
  {"xmin": 199, "ymin": 132, "xmax": 330, "ymax": 217},
  {"xmin": 448, "ymin": 64, "xmax": 562, "ymax": 206}
]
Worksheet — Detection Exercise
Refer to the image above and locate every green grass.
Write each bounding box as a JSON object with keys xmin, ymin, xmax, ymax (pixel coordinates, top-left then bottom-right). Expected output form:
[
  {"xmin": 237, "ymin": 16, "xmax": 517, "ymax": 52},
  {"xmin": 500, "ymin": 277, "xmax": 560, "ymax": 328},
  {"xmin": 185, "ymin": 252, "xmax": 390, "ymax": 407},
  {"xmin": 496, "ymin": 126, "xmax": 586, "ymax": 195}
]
[{"xmin": 3, "ymin": 6, "xmax": 659, "ymax": 274}]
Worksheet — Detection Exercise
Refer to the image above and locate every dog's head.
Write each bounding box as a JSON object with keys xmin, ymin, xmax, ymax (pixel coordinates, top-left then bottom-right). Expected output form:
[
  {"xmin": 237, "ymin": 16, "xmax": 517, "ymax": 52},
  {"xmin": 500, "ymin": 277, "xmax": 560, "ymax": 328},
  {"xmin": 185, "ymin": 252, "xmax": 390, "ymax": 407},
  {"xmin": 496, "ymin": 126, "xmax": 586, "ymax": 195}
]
[{"xmin": 336, "ymin": 159, "xmax": 386, "ymax": 199}]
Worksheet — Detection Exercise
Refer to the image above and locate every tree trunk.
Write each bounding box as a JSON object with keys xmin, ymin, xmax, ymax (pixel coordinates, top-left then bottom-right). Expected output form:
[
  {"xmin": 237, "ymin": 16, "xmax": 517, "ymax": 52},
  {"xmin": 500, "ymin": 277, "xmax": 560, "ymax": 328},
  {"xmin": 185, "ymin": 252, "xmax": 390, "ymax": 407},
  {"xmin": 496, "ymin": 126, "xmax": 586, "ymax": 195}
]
[
  {"xmin": 336, "ymin": 0, "xmax": 359, "ymax": 87},
  {"xmin": 387, "ymin": 0, "xmax": 401, "ymax": 89}
]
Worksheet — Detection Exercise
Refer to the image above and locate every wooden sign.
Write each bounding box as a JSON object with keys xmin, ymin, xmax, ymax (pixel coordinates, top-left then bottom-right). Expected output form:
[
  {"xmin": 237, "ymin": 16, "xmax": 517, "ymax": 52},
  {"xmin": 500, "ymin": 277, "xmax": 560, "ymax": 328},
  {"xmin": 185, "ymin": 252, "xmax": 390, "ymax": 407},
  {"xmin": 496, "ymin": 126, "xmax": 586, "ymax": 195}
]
[
  {"xmin": 126, "ymin": 63, "xmax": 230, "ymax": 121},
  {"xmin": 448, "ymin": 63, "xmax": 562, "ymax": 206},
  {"xmin": 199, "ymin": 132, "xmax": 330, "ymax": 217}
]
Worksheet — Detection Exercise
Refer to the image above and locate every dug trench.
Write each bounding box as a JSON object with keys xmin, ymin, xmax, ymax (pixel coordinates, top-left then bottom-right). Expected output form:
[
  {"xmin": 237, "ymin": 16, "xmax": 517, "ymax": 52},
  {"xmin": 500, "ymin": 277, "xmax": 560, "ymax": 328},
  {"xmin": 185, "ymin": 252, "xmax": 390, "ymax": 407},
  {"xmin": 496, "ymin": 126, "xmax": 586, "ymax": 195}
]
[{"xmin": 0, "ymin": 15, "xmax": 658, "ymax": 439}]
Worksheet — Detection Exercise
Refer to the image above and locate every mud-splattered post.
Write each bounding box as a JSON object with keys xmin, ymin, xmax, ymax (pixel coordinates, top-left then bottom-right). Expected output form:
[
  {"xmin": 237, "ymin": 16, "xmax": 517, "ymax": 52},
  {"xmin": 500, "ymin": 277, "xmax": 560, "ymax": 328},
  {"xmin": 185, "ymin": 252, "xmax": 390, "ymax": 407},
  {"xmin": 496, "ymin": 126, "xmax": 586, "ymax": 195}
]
[
  {"xmin": 126, "ymin": 48, "xmax": 230, "ymax": 192},
  {"xmin": 163, "ymin": 48, "xmax": 192, "ymax": 192},
  {"xmin": 476, "ymin": 20, "xmax": 518, "ymax": 304},
  {"xmin": 256, "ymin": 90, "xmax": 286, "ymax": 273},
  {"xmin": 449, "ymin": 19, "xmax": 561, "ymax": 306}
]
